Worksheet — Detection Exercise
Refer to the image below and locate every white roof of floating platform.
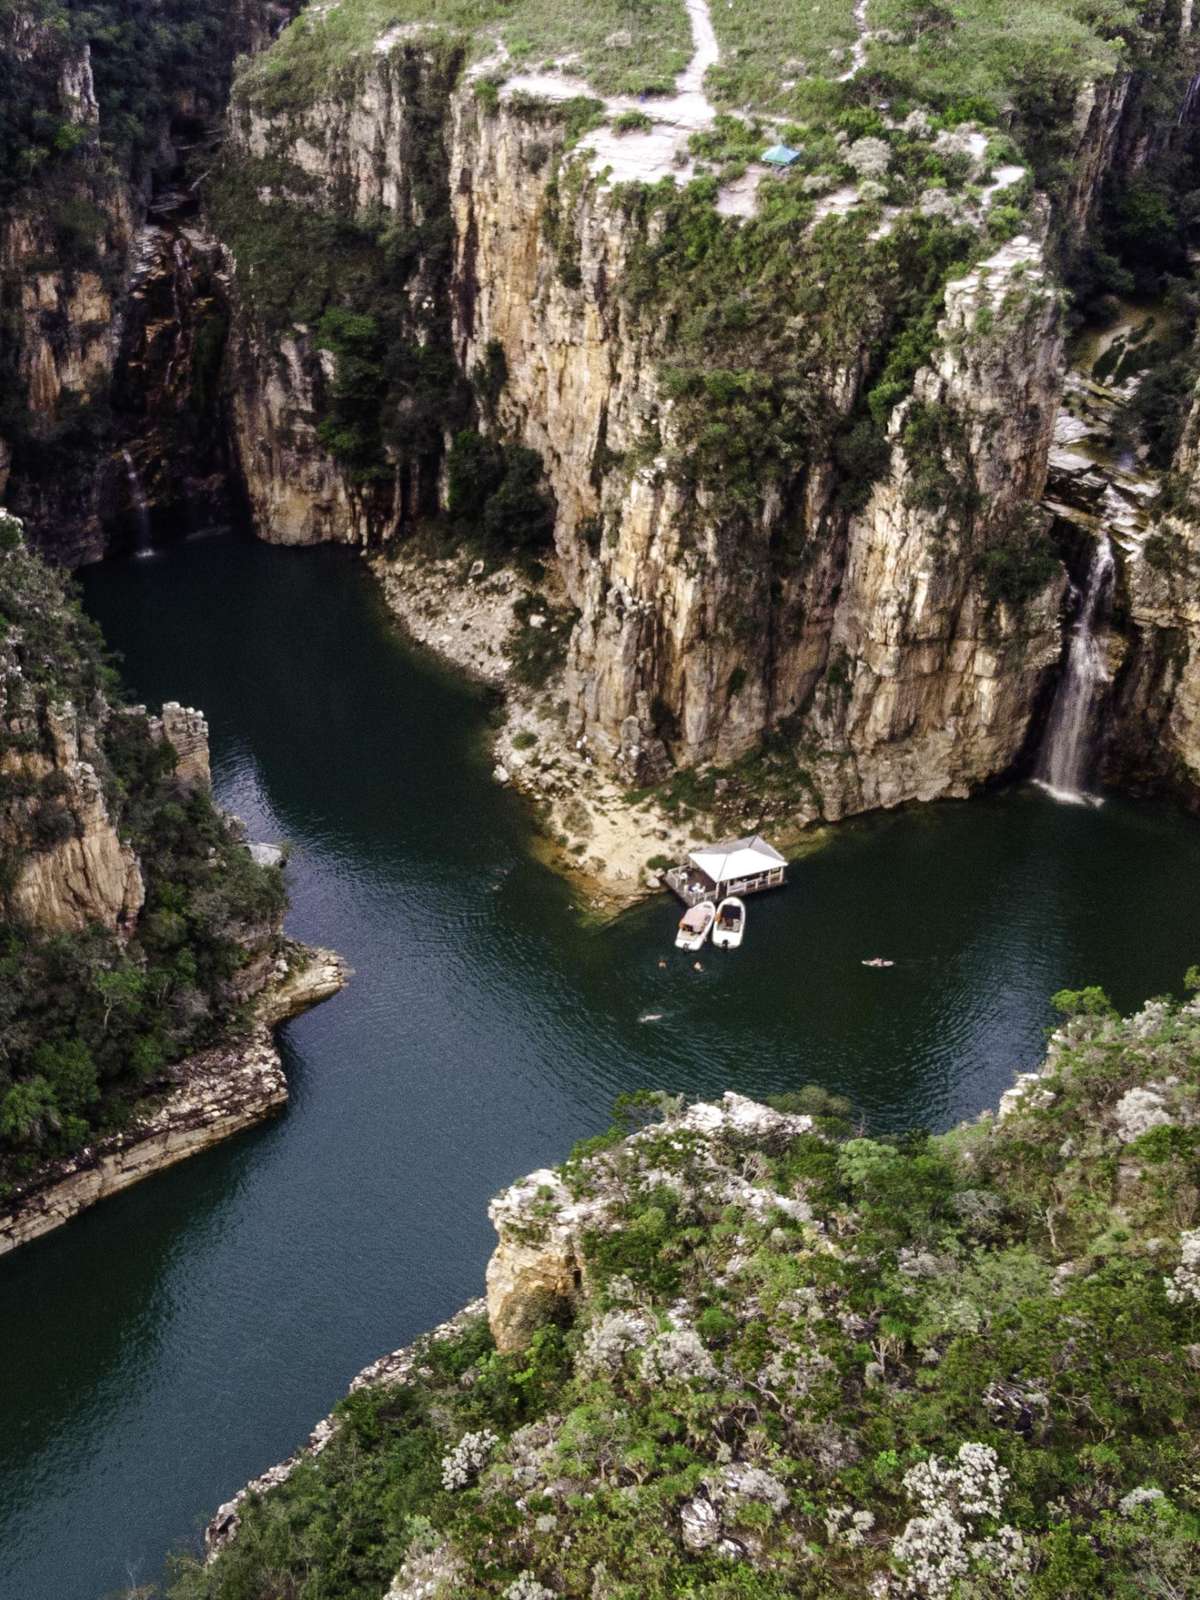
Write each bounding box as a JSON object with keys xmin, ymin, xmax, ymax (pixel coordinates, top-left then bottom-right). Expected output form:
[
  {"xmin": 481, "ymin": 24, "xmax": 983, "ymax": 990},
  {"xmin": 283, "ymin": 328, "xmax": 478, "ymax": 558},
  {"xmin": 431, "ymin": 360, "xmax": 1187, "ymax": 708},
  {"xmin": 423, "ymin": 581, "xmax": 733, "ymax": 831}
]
[{"xmin": 687, "ymin": 834, "xmax": 786, "ymax": 884}]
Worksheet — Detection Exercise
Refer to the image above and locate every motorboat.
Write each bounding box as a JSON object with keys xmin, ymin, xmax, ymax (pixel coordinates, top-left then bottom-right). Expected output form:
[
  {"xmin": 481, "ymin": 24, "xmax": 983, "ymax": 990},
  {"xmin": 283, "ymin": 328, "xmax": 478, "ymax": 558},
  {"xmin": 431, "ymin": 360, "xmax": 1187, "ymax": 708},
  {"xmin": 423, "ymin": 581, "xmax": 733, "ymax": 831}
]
[
  {"xmin": 675, "ymin": 900, "xmax": 715, "ymax": 951},
  {"xmin": 712, "ymin": 896, "xmax": 746, "ymax": 950}
]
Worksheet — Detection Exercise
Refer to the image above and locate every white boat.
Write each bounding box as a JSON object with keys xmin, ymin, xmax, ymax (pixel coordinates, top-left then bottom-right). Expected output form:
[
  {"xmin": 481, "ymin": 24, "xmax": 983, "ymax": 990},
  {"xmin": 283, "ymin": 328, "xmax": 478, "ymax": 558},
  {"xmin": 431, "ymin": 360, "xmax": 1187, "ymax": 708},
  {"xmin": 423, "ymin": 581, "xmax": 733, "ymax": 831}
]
[
  {"xmin": 712, "ymin": 896, "xmax": 746, "ymax": 950},
  {"xmin": 675, "ymin": 900, "xmax": 716, "ymax": 951}
]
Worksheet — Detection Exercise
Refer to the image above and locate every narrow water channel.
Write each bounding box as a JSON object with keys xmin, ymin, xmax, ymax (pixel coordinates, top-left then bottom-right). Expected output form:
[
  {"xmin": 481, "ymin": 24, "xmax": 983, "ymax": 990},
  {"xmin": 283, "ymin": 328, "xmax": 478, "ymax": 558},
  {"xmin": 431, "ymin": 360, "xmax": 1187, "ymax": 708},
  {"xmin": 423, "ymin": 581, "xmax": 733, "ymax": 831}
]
[{"xmin": 4, "ymin": 530, "xmax": 1200, "ymax": 1600}]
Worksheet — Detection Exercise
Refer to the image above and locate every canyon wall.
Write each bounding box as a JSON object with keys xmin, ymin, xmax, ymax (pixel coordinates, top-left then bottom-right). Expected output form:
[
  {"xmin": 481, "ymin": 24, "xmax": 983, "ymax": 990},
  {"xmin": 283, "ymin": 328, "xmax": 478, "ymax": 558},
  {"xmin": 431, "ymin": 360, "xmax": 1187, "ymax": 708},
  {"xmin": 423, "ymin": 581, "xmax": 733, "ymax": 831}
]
[
  {"xmin": 0, "ymin": 16, "xmax": 133, "ymax": 563},
  {"xmin": 0, "ymin": 0, "xmax": 285, "ymax": 560},
  {"xmin": 7, "ymin": 0, "xmax": 1200, "ymax": 819},
  {"xmin": 1109, "ymin": 385, "xmax": 1200, "ymax": 799},
  {"xmin": 219, "ymin": 24, "xmax": 1200, "ymax": 818}
]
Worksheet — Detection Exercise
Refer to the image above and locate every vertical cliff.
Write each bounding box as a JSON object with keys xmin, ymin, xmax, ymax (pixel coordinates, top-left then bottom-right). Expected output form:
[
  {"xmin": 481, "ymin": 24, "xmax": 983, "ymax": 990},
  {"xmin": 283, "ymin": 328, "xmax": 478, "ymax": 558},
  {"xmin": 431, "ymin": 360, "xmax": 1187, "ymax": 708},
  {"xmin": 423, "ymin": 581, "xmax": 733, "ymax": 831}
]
[
  {"xmin": 0, "ymin": 0, "xmax": 287, "ymax": 561},
  {"xmin": 1107, "ymin": 380, "xmax": 1200, "ymax": 799},
  {"xmin": 212, "ymin": 2, "xmax": 1200, "ymax": 841},
  {"xmin": 219, "ymin": 40, "xmax": 466, "ymax": 546},
  {"xmin": 0, "ymin": 12, "xmax": 132, "ymax": 563}
]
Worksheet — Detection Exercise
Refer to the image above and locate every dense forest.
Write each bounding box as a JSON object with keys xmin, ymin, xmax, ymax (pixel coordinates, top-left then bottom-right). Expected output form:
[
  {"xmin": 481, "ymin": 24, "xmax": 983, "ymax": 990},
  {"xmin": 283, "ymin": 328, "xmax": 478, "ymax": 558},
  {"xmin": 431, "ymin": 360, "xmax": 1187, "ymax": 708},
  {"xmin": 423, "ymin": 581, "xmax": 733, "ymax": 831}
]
[{"xmin": 0, "ymin": 511, "xmax": 286, "ymax": 1190}]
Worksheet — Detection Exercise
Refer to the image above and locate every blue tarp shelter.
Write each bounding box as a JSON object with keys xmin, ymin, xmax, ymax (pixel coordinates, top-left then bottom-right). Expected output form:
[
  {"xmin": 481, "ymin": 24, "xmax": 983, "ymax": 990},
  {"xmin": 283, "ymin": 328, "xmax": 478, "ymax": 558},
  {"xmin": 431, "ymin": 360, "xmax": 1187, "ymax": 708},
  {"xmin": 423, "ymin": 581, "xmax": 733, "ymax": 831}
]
[{"xmin": 761, "ymin": 143, "xmax": 801, "ymax": 167}]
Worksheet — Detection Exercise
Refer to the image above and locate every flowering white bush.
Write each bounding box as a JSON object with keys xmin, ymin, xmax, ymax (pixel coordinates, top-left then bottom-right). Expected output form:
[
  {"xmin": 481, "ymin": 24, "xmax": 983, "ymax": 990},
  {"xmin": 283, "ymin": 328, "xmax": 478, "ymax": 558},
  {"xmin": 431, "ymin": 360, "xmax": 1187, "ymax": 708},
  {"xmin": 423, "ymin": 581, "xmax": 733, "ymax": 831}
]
[
  {"xmin": 503, "ymin": 1575, "xmax": 554, "ymax": 1600},
  {"xmin": 892, "ymin": 1444, "xmax": 1028, "ymax": 1597},
  {"xmin": 714, "ymin": 1462, "xmax": 789, "ymax": 1514},
  {"xmin": 846, "ymin": 136, "xmax": 891, "ymax": 178},
  {"xmin": 440, "ymin": 1428, "xmax": 498, "ymax": 1490},
  {"xmin": 640, "ymin": 1325, "xmax": 718, "ymax": 1385},
  {"xmin": 892, "ymin": 1504, "xmax": 969, "ymax": 1597},
  {"xmin": 1114, "ymin": 1086, "xmax": 1172, "ymax": 1143},
  {"xmin": 578, "ymin": 1309, "xmax": 652, "ymax": 1376},
  {"xmin": 825, "ymin": 1503, "xmax": 875, "ymax": 1548},
  {"xmin": 1118, "ymin": 1485, "xmax": 1166, "ymax": 1515},
  {"xmin": 1165, "ymin": 1229, "xmax": 1200, "ymax": 1305}
]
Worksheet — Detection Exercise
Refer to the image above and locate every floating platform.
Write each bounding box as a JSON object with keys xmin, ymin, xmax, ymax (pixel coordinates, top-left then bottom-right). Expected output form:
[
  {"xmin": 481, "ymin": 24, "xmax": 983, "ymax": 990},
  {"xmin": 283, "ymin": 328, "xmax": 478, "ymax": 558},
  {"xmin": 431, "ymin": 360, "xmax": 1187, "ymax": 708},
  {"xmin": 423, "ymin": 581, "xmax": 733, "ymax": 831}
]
[{"xmin": 665, "ymin": 834, "xmax": 787, "ymax": 907}]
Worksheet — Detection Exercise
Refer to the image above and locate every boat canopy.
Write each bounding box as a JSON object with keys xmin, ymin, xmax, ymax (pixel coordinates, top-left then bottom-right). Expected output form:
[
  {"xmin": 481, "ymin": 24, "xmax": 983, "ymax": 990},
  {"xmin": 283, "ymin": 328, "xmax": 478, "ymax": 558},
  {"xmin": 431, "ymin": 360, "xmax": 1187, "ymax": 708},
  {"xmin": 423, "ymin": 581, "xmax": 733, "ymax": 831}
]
[
  {"xmin": 687, "ymin": 835, "xmax": 786, "ymax": 886},
  {"xmin": 680, "ymin": 903, "xmax": 712, "ymax": 931}
]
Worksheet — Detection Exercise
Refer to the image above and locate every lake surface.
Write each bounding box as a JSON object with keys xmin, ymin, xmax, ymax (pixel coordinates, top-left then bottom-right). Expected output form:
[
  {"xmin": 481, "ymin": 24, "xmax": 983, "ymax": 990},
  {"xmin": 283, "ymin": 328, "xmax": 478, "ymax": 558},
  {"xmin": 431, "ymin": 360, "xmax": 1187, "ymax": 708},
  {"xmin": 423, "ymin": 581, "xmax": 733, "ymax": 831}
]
[{"xmin": 3, "ymin": 530, "xmax": 1200, "ymax": 1599}]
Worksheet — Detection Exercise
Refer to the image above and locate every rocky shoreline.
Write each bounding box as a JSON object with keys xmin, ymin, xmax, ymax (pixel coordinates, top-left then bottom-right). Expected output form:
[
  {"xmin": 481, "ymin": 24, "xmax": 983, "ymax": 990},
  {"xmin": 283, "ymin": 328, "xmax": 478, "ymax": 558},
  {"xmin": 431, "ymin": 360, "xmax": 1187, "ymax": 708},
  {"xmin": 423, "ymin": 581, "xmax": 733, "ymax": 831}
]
[
  {"xmin": 204, "ymin": 1298, "xmax": 488, "ymax": 1559},
  {"xmin": 0, "ymin": 943, "xmax": 349, "ymax": 1256}
]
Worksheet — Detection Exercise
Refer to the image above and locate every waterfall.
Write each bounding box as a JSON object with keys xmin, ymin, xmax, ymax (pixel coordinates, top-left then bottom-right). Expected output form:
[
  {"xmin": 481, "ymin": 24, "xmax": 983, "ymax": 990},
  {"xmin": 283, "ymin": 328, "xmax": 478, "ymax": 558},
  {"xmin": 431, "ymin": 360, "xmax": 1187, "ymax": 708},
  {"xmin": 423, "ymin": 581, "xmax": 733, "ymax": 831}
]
[
  {"xmin": 121, "ymin": 450, "xmax": 153, "ymax": 554},
  {"xmin": 1035, "ymin": 534, "xmax": 1115, "ymax": 804}
]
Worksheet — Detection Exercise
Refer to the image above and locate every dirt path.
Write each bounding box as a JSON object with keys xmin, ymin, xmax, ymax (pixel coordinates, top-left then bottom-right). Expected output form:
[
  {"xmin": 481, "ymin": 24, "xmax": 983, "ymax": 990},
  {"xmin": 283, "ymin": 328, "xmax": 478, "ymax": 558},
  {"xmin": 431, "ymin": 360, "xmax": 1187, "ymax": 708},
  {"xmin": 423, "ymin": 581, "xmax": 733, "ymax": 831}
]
[
  {"xmin": 501, "ymin": 0, "xmax": 751, "ymax": 202},
  {"xmin": 837, "ymin": 0, "xmax": 871, "ymax": 82}
]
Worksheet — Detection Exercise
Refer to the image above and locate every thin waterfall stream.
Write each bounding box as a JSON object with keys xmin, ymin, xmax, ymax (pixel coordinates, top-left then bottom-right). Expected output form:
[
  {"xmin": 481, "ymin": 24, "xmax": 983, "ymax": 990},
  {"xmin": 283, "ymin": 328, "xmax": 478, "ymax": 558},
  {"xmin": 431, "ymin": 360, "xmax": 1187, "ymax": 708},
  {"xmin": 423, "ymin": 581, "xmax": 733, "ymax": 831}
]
[
  {"xmin": 1035, "ymin": 533, "xmax": 1115, "ymax": 804},
  {"xmin": 121, "ymin": 448, "xmax": 154, "ymax": 554}
]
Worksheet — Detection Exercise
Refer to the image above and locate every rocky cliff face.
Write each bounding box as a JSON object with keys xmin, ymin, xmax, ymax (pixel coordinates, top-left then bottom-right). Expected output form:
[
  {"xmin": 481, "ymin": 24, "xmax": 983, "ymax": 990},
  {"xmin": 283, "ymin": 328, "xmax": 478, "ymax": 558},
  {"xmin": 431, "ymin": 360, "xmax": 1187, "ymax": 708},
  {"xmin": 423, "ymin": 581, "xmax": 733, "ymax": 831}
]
[
  {"xmin": 221, "ymin": 42, "xmax": 464, "ymax": 546},
  {"xmin": 13, "ymin": 0, "xmax": 1200, "ymax": 826},
  {"xmin": 0, "ymin": 16, "xmax": 133, "ymax": 563},
  {"xmin": 0, "ymin": 514, "xmax": 215, "ymax": 932},
  {"xmin": 221, "ymin": 31, "xmax": 1195, "ymax": 825},
  {"xmin": 1109, "ymin": 386, "xmax": 1200, "ymax": 800},
  {"xmin": 0, "ymin": 673, "xmax": 217, "ymax": 936},
  {"xmin": 0, "ymin": 0, "xmax": 285, "ymax": 561},
  {"xmin": 1, "ymin": 698, "xmax": 145, "ymax": 935}
]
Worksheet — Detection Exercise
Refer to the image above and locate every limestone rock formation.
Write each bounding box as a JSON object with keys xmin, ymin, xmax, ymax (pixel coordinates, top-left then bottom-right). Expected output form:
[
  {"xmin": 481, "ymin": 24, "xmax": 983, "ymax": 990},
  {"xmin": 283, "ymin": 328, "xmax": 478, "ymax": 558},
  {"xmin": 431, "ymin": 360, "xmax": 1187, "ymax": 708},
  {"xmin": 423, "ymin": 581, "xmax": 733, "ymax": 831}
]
[
  {"xmin": 216, "ymin": 14, "xmax": 1200, "ymax": 826},
  {"xmin": 1111, "ymin": 382, "xmax": 1200, "ymax": 799},
  {"xmin": 485, "ymin": 1168, "xmax": 588, "ymax": 1354},
  {"xmin": 7, "ymin": 753, "xmax": 145, "ymax": 935},
  {"xmin": 0, "ymin": 0, "xmax": 282, "ymax": 561}
]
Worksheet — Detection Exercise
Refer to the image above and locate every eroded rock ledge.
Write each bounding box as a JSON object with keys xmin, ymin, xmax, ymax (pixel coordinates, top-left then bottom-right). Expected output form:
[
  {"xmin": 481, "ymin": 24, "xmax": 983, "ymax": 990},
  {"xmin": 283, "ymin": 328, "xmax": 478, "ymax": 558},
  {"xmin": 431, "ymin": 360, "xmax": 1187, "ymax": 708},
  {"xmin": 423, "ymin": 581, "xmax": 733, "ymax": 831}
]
[{"xmin": 0, "ymin": 943, "xmax": 349, "ymax": 1256}]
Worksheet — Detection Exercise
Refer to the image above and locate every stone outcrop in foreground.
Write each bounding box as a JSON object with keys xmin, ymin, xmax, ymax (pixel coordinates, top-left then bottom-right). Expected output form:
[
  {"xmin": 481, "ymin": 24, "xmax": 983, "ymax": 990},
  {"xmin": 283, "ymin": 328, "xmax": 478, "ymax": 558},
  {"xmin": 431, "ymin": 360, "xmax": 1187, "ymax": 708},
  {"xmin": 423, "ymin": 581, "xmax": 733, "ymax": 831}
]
[{"xmin": 190, "ymin": 986, "xmax": 1200, "ymax": 1598}]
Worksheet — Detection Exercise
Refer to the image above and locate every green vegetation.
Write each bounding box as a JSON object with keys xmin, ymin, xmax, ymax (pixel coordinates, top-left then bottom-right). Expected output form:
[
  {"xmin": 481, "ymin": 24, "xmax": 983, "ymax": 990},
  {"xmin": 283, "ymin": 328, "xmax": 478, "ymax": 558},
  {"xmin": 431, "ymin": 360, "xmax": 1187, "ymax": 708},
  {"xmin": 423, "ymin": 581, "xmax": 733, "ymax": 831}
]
[
  {"xmin": 447, "ymin": 431, "xmax": 556, "ymax": 557},
  {"xmin": 632, "ymin": 718, "xmax": 819, "ymax": 830},
  {"xmin": 0, "ymin": 0, "xmax": 267, "ymax": 199},
  {"xmin": 508, "ymin": 593, "xmax": 579, "ymax": 688},
  {"xmin": 174, "ymin": 975, "xmax": 1200, "ymax": 1599},
  {"xmin": 236, "ymin": 0, "xmax": 691, "ymax": 116},
  {"xmin": 617, "ymin": 175, "xmax": 974, "ymax": 529},
  {"xmin": 0, "ymin": 517, "xmax": 286, "ymax": 1190},
  {"xmin": 706, "ymin": 0, "xmax": 860, "ymax": 115},
  {"xmin": 864, "ymin": 1, "xmax": 1141, "ymax": 187},
  {"xmin": 977, "ymin": 504, "xmax": 1059, "ymax": 608},
  {"xmin": 701, "ymin": 0, "xmax": 1155, "ymax": 192}
]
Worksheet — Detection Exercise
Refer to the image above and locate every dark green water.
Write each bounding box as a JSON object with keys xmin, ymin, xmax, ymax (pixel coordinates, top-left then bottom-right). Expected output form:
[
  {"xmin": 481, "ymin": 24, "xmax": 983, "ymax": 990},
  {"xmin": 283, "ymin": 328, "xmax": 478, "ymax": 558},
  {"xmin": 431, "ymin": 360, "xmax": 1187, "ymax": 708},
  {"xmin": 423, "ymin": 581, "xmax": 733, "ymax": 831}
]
[{"xmin": 3, "ymin": 531, "xmax": 1200, "ymax": 1599}]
